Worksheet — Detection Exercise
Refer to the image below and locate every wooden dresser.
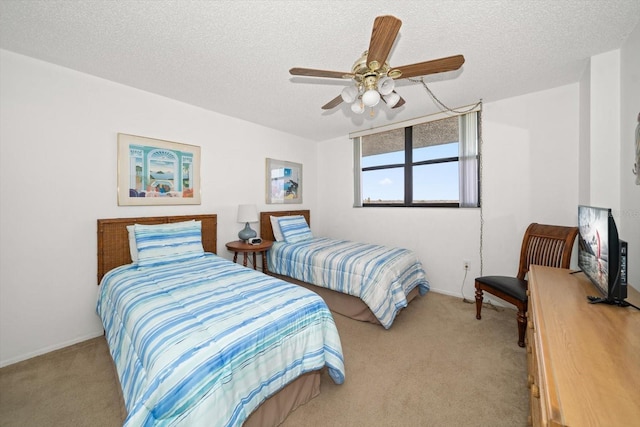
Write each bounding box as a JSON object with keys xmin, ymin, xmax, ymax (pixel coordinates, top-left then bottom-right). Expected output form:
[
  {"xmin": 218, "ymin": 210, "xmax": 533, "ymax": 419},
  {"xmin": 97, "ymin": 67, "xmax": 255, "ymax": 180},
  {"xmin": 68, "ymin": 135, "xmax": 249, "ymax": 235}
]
[{"xmin": 526, "ymin": 265, "xmax": 640, "ymax": 427}]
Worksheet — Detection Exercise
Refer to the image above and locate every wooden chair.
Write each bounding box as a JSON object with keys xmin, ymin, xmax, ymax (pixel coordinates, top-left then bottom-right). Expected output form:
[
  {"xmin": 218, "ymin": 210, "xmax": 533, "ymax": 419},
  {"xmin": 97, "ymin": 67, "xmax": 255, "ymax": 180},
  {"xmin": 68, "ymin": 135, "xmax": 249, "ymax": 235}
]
[{"xmin": 475, "ymin": 223, "xmax": 578, "ymax": 347}]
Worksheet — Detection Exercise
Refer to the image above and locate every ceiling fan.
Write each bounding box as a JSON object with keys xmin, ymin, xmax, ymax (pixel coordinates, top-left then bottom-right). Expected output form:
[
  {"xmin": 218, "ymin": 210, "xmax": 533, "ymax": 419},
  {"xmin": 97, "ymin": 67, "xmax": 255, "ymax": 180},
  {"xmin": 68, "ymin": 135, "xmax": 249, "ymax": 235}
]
[{"xmin": 289, "ymin": 15, "xmax": 465, "ymax": 114}]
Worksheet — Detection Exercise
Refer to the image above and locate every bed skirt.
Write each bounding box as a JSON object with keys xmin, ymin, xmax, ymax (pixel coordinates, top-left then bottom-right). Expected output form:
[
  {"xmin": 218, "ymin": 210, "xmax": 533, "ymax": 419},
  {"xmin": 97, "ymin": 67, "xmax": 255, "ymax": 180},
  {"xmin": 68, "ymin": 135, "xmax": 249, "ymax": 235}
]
[
  {"xmin": 244, "ymin": 370, "xmax": 321, "ymax": 427},
  {"xmin": 269, "ymin": 272, "xmax": 420, "ymax": 325}
]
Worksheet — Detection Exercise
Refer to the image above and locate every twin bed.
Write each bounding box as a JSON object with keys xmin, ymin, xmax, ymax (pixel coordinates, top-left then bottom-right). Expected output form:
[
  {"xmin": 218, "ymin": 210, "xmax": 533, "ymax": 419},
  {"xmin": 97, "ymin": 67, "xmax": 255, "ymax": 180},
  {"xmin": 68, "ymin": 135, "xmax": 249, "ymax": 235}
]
[
  {"xmin": 260, "ymin": 210, "xmax": 429, "ymax": 328},
  {"xmin": 96, "ymin": 214, "xmax": 344, "ymax": 427},
  {"xmin": 96, "ymin": 211, "xmax": 428, "ymax": 426}
]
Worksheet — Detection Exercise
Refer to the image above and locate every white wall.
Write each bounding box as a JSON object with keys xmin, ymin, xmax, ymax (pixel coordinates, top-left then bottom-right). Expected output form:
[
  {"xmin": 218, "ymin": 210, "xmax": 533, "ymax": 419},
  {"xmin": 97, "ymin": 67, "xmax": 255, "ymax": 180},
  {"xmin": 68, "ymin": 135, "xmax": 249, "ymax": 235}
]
[
  {"xmin": 0, "ymin": 50, "xmax": 318, "ymax": 367},
  {"xmin": 578, "ymin": 62, "xmax": 591, "ymax": 205},
  {"xmin": 481, "ymin": 86, "xmax": 580, "ymax": 273},
  {"xmin": 316, "ymin": 84, "xmax": 580, "ymax": 300},
  {"xmin": 590, "ymin": 50, "xmax": 621, "ymax": 210},
  {"xmin": 620, "ymin": 20, "xmax": 640, "ymax": 289},
  {"xmin": 578, "ymin": 23, "xmax": 640, "ymax": 291}
]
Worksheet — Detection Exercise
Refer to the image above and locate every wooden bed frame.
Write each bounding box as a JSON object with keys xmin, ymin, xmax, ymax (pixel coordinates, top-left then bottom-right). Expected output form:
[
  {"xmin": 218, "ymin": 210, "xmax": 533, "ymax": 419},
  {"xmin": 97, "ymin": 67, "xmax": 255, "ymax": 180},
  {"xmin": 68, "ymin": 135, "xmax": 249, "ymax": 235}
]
[
  {"xmin": 96, "ymin": 213, "xmax": 321, "ymax": 427},
  {"xmin": 260, "ymin": 210, "xmax": 419, "ymax": 326}
]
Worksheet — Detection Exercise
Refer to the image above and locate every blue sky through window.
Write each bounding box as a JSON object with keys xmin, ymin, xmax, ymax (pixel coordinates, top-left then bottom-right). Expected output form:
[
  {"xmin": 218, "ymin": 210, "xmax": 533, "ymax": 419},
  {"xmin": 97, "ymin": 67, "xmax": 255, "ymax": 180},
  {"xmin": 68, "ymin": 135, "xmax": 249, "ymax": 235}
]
[{"xmin": 362, "ymin": 143, "xmax": 459, "ymax": 202}]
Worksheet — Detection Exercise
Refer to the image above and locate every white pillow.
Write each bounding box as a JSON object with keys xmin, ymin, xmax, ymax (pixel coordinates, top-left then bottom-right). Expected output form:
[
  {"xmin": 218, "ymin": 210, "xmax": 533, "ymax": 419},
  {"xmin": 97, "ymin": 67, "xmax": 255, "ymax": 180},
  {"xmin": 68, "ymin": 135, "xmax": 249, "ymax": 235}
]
[
  {"xmin": 126, "ymin": 225, "xmax": 138, "ymax": 262},
  {"xmin": 270, "ymin": 215, "xmax": 285, "ymax": 241}
]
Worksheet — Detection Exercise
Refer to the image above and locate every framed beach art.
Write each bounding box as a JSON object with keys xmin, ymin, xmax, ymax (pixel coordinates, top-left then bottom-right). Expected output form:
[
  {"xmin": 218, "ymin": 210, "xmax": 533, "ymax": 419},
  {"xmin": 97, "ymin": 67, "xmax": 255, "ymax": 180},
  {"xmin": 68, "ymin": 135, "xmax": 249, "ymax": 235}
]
[
  {"xmin": 266, "ymin": 158, "xmax": 302, "ymax": 204},
  {"xmin": 117, "ymin": 133, "xmax": 201, "ymax": 206}
]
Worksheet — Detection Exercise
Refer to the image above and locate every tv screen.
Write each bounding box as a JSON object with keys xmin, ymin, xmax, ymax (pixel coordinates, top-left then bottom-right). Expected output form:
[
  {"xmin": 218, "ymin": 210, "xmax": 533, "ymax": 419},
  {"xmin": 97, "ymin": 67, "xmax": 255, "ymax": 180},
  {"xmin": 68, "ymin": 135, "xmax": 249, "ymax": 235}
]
[
  {"xmin": 577, "ymin": 205, "xmax": 627, "ymax": 304},
  {"xmin": 577, "ymin": 205, "xmax": 610, "ymax": 296}
]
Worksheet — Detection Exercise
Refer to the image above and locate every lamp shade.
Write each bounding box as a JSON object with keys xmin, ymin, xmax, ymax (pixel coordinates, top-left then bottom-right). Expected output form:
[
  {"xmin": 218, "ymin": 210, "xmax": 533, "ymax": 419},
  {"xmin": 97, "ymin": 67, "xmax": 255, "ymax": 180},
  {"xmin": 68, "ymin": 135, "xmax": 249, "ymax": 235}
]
[
  {"xmin": 383, "ymin": 92, "xmax": 400, "ymax": 108},
  {"xmin": 341, "ymin": 85, "xmax": 358, "ymax": 103},
  {"xmin": 378, "ymin": 76, "xmax": 395, "ymax": 96},
  {"xmin": 362, "ymin": 89, "xmax": 380, "ymax": 107},
  {"xmin": 351, "ymin": 99, "xmax": 365, "ymax": 114},
  {"xmin": 237, "ymin": 204, "xmax": 258, "ymax": 223}
]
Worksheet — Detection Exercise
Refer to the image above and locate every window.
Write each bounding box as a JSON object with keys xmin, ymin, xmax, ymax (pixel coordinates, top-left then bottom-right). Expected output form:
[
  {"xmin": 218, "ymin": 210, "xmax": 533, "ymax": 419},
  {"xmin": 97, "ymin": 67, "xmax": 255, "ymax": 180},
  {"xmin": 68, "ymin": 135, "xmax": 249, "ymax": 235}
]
[{"xmin": 353, "ymin": 110, "xmax": 480, "ymax": 207}]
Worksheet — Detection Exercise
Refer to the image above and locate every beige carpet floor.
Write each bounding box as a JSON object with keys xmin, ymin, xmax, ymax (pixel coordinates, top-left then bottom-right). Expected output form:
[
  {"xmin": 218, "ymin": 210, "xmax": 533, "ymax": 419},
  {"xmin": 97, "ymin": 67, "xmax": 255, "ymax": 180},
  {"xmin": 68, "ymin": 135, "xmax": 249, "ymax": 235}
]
[{"xmin": 0, "ymin": 291, "xmax": 528, "ymax": 426}]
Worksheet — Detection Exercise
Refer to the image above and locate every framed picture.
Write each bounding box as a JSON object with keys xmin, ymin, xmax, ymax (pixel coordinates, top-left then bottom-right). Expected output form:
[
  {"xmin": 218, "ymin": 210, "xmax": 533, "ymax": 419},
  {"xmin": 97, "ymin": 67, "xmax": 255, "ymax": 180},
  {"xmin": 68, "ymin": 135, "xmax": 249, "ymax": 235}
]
[
  {"xmin": 266, "ymin": 158, "xmax": 302, "ymax": 204},
  {"xmin": 117, "ymin": 133, "xmax": 201, "ymax": 206}
]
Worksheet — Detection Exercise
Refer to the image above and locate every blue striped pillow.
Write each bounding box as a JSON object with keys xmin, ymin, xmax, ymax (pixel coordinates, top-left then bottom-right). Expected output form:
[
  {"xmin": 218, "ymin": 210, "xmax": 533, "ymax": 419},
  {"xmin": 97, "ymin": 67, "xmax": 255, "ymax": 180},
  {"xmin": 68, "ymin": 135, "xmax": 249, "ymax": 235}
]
[
  {"xmin": 278, "ymin": 216, "xmax": 313, "ymax": 243},
  {"xmin": 134, "ymin": 220, "xmax": 205, "ymax": 267}
]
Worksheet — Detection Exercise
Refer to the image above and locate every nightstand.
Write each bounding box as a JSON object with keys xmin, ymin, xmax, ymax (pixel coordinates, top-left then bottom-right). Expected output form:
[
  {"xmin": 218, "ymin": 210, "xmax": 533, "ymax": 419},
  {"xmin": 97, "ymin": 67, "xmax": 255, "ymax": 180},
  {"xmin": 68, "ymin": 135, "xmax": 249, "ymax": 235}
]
[{"xmin": 225, "ymin": 240, "xmax": 274, "ymax": 274}]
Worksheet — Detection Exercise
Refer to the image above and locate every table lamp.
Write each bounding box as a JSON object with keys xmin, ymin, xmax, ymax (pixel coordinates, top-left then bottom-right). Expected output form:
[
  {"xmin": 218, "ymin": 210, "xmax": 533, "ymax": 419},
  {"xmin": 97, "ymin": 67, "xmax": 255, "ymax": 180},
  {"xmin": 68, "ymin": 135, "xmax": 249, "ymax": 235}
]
[{"xmin": 237, "ymin": 204, "xmax": 258, "ymax": 241}]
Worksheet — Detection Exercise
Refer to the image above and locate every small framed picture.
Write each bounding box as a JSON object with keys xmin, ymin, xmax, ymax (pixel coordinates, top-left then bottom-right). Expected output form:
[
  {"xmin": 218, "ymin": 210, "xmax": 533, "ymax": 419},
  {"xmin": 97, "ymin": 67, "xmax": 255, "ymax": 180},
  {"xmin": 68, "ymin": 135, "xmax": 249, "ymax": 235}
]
[{"xmin": 265, "ymin": 158, "xmax": 302, "ymax": 204}]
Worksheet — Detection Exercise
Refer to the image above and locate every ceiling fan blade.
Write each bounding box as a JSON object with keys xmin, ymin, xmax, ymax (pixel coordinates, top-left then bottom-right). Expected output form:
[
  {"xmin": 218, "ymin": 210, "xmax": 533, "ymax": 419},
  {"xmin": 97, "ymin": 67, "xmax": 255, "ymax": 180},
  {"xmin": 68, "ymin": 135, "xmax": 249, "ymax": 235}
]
[
  {"xmin": 392, "ymin": 55, "xmax": 465, "ymax": 79},
  {"xmin": 366, "ymin": 15, "xmax": 402, "ymax": 71},
  {"xmin": 290, "ymin": 68, "xmax": 353, "ymax": 79},
  {"xmin": 322, "ymin": 95, "xmax": 344, "ymax": 110}
]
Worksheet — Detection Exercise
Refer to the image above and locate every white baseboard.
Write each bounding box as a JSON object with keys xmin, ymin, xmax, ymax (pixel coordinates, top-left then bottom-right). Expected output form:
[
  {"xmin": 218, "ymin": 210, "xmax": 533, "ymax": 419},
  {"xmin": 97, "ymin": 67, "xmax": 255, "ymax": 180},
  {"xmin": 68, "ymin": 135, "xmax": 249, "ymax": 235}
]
[
  {"xmin": 428, "ymin": 287, "xmax": 510, "ymax": 308},
  {"xmin": 0, "ymin": 331, "xmax": 104, "ymax": 368}
]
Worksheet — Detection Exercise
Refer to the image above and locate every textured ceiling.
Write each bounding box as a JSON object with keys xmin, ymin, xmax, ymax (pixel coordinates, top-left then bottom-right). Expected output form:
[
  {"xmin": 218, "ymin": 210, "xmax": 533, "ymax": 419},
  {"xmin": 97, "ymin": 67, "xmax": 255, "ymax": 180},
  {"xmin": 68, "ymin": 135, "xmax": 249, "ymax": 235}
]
[{"xmin": 1, "ymin": 0, "xmax": 638, "ymax": 142}]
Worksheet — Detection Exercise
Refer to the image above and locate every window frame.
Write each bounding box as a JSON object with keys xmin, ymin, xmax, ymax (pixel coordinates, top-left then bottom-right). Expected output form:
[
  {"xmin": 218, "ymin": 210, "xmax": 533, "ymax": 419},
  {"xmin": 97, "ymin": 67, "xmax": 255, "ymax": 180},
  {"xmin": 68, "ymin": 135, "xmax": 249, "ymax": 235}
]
[{"xmin": 354, "ymin": 109, "xmax": 480, "ymax": 208}]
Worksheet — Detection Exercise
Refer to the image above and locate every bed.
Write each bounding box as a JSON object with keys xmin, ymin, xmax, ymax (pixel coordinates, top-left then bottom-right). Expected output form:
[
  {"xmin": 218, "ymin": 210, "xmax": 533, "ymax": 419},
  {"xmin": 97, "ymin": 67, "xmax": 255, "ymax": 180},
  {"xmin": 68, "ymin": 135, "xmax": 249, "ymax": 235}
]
[
  {"xmin": 260, "ymin": 210, "xmax": 429, "ymax": 329},
  {"xmin": 96, "ymin": 214, "xmax": 345, "ymax": 427}
]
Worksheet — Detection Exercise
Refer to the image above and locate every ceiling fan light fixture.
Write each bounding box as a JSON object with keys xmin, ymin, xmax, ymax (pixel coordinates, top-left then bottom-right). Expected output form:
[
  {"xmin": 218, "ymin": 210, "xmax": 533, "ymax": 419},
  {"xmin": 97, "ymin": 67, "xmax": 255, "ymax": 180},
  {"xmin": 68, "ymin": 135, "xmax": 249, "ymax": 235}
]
[
  {"xmin": 378, "ymin": 76, "xmax": 395, "ymax": 95},
  {"xmin": 341, "ymin": 85, "xmax": 358, "ymax": 103},
  {"xmin": 383, "ymin": 92, "xmax": 400, "ymax": 108},
  {"xmin": 362, "ymin": 89, "xmax": 380, "ymax": 107},
  {"xmin": 351, "ymin": 99, "xmax": 365, "ymax": 114},
  {"xmin": 289, "ymin": 15, "xmax": 466, "ymax": 116}
]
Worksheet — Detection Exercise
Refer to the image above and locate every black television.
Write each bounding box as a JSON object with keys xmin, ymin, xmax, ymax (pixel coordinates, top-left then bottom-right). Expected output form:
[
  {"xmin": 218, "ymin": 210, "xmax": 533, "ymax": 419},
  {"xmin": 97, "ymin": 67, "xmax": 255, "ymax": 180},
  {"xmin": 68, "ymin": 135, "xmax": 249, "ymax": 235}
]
[{"xmin": 577, "ymin": 205, "xmax": 628, "ymax": 305}]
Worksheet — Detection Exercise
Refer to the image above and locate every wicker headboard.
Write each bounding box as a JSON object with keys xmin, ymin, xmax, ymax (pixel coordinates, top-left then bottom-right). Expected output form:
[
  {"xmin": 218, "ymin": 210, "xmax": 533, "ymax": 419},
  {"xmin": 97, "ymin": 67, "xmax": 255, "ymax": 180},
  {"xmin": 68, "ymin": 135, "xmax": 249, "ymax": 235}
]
[
  {"xmin": 97, "ymin": 214, "xmax": 217, "ymax": 284},
  {"xmin": 259, "ymin": 210, "xmax": 310, "ymax": 242}
]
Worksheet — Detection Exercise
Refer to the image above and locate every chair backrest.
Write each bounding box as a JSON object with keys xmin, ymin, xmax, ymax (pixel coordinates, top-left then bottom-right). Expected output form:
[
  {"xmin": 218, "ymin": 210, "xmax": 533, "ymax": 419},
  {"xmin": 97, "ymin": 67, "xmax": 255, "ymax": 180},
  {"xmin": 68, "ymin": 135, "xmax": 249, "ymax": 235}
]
[{"xmin": 517, "ymin": 223, "xmax": 579, "ymax": 280}]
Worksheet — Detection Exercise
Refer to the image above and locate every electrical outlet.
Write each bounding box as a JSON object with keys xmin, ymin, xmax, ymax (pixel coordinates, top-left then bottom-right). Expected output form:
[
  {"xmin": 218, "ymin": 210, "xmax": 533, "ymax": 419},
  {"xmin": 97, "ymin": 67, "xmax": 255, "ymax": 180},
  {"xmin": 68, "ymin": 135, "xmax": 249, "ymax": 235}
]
[{"xmin": 463, "ymin": 260, "xmax": 470, "ymax": 270}]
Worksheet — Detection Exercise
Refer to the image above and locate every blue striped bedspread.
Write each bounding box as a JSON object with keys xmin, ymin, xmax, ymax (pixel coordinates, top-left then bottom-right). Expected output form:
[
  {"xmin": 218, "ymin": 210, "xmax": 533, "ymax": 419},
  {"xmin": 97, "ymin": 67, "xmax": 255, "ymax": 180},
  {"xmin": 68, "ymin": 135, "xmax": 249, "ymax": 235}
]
[
  {"xmin": 267, "ymin": 237, "xmax": 430, "ymax": 328},
  {"xmin": 96, "ymin": 253, "xmax": 345, "ymax": 427}
]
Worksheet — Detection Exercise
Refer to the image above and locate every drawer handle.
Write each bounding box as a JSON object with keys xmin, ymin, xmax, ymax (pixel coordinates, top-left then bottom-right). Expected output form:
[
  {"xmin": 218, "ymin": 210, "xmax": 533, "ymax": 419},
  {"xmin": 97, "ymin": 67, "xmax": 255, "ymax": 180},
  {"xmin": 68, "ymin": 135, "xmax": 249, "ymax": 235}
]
[{"xmin": 531, "ymin": 384, "xmax": 540, "ymax": 398}]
